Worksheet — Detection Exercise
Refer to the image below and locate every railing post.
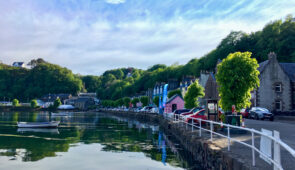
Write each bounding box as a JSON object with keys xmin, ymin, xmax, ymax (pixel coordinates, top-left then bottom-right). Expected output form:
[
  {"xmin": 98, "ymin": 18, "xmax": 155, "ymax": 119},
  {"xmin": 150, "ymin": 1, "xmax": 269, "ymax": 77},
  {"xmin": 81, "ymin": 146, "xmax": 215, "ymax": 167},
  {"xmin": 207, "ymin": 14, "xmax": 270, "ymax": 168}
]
[
  {"xmin": 199, "ymin": 119, "xmax": 202, "ymax": 137},
  {"xmin": 227, "ymin": 126, "xmax": 230, "ymax": 151},
  {"xmin": 210, "ymin": 121, "xmax": 213, "ymax": 142},
  {"xmin": 251, "ymin": 131, "xmax": 255, "ymax": 167},
  {"xmin": 273, "ymin": 130, "xmax": 281, "ymax": 170},
  {"xmin": 192, "ymin": 118, "xmax": 194, "ymax": 132}
]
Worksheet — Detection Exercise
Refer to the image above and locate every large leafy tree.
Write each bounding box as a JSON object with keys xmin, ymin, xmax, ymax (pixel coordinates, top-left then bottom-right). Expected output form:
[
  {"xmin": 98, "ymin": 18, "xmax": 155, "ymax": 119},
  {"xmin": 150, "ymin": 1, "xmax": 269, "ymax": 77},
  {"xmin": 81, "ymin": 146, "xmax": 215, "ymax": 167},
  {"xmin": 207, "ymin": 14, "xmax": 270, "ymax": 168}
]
[
  {"xmin": 131, "ymin": 98, "xmax": 139, "ymax": 107},
  {"xmin": 115, "ymin": 98, "xmax": 124, "ymax": 107},
  {"xmin": 53, "ymin": 98, "xmax": 62, "ymax": 109},
  {"xmin": 123, "ymin": 97, "xmax": 131, "ymax": 108},
  {"xmin": 153, "ymin": 96, "xmax": 160, "ymax": 107},
  {"xmin": 140, "ymin": 96, "xmax": 149, "ymax": 107},
  {"xmin": 184, "ymin": 80, "xmax": 204, "ymax": 109},
  {"xmin": 30, "ymin": 99, "xmax": 38, "ymax": 108},
  {"xmin": 81, "ymin": 75, "xmax": 101, "ymax": 92},
  {"xmin": 216, "ymin": 52, "xmax": 260, "ymax": 111}
]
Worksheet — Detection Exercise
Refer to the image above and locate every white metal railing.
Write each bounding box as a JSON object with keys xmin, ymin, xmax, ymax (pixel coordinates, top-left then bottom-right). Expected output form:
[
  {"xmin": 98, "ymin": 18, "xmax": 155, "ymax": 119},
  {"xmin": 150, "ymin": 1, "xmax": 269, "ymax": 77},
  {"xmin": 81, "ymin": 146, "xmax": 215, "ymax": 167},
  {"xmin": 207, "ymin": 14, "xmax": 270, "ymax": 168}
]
[{"xmin": 164, "ymin": 113, "xmax": 295, "ymax": 170}]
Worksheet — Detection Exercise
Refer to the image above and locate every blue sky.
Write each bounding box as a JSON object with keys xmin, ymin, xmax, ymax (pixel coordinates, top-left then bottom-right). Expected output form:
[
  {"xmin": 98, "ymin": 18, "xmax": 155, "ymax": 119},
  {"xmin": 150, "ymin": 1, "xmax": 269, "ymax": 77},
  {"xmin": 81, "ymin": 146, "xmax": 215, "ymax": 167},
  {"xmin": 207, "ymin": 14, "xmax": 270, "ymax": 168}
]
[{"xmin": 0, "ymin": 0, "xmax": 294, "ymax": 75}]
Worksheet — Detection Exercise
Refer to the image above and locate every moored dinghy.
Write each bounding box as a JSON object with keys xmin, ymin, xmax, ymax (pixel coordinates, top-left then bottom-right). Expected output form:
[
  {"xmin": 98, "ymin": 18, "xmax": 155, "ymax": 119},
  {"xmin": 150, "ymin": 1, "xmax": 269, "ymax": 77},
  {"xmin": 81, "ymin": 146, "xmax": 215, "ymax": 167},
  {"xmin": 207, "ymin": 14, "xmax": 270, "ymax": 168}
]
[
  {"xmin": 17, "ymin": 121, "xmax": 60, "ymax": 128},
  {"xmin": 51, "ymin": 112, "xmax": 70, "ymax": 116}
]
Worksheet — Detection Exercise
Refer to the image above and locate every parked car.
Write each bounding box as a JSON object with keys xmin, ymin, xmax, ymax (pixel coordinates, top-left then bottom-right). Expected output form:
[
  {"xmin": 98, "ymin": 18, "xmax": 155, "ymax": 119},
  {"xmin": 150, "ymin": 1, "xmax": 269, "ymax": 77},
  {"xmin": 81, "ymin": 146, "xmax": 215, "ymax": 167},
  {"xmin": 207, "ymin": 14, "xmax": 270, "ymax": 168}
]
[
  {"xmin": 185, "ymin": 109, "xmax": 207, "ymax": 124},
  {"xmin": 249, "ymin": 107, "xmax": 274, "ymax": 121},
  {"xmin": 167, "ymin": 109, "xmax": 190, "ymax": 119},
  {"xmin": 140, "ymin": 106, "xmax": 153, "ymax": 112},
  {"xmin": 150, "ymin": 107, "xmax": 159, "ymax": 113},
  {"xmin": 241, "ymin": 108, "xmax": 250, "ymax": 118},
  {"xmin": 180, "ymin": 107, "xmax": 203, "ymax": 117}
]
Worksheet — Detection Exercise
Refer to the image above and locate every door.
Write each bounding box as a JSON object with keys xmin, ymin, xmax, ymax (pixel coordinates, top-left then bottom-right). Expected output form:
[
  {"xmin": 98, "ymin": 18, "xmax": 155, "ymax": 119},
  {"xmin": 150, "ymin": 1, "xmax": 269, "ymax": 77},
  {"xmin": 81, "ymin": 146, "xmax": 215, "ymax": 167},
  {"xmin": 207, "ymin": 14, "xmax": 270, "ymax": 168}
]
[{"xmin": 172, "ymin": 104, "xmax": 177, "ymax": 112}]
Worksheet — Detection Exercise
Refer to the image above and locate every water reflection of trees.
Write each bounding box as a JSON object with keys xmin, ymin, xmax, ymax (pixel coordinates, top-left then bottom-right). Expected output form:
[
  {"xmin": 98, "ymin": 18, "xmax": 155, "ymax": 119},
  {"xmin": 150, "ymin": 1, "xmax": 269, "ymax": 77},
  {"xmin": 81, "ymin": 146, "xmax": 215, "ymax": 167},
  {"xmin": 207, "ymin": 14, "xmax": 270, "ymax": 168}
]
[{"xmin": 0, "ymin": 112, "xmax": 188, "ymax": 168}]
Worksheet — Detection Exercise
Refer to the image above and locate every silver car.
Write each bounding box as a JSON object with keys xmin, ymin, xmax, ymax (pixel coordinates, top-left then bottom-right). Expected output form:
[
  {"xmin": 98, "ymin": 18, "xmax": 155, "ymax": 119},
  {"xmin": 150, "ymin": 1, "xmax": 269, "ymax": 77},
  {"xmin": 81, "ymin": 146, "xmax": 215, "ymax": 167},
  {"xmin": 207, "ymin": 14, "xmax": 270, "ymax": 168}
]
[{"xmin": 249, "ymin": 107, "xmax": 274, "ymax": 121}]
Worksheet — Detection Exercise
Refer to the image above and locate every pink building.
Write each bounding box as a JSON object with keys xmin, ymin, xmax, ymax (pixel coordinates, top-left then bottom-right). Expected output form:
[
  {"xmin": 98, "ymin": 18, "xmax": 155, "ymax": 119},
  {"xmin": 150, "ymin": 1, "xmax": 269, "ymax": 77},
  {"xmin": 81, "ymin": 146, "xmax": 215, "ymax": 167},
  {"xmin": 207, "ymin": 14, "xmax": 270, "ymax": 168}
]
[{"xmin": 164, "ymin": 94, "xmax": 184, "ymax": 113}]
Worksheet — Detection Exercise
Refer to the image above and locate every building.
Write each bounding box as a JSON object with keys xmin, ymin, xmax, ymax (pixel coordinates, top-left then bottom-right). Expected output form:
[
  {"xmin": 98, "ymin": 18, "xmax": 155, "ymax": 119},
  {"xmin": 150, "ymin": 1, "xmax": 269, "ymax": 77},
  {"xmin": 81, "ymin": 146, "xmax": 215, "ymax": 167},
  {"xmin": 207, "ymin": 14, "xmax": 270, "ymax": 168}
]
[
  {"xmin": 198, "ymin": 71, "xmax": 210, "ymax": 107},
  {"xmin": 12, "ymin": 62, "xmax": 25, "ymax": 68},
  {"xmin": 255, "ymin": 52, "xmax": 295, "ymax": 113},
  {"xmin": 167, "ymin": 79, "xmax": 179, "ymax": 91},
  {"xmin": 179, "ymin": 76, "xmax": 196, "ymax": 97},
  {"xmin": 204, "ymin": 73, "xmax": 219, "ymax": 121},
  {"xmin": 146, "ymin": 88, "xmax": 154, "ymax": 105},
  {"xmin": 153, "ymin": 82, "xmax": 166, "ymax": 99},
  {"xmin": 73, "ymin": 97, "xmax": 95, "ymax": 110},
  {"xmin": 164, "ymin": 94, "xmax": 184, "ymax": 113},
  {"xmin": 41, "ymin": 94, "xmax": 72, "ymax": 104}
]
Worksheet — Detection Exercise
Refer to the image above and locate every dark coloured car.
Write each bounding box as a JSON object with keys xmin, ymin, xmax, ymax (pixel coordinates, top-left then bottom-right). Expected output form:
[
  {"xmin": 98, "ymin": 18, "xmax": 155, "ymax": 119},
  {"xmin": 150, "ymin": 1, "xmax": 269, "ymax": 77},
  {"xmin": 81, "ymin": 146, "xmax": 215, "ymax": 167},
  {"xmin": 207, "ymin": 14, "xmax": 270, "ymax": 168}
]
[
  {"xmin": 249, "ymin": 107, "xmax": 274, "ymax": 121},
  {"xmin": 173, "ymin": 109, "xmax": 190, "ymax": 119}
]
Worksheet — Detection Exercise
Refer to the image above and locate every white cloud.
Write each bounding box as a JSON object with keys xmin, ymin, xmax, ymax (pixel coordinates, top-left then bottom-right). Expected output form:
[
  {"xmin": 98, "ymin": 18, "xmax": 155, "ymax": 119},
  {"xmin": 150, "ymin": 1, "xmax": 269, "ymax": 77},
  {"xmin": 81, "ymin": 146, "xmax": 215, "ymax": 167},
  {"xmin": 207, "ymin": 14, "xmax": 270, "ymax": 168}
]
[
  {"xmin": 105, "ymin": 0, "xmax": 125, "ymax": 4},
  {"xmin": 0, "ymin": 0, "xmax": 294, "ymax": 75}
]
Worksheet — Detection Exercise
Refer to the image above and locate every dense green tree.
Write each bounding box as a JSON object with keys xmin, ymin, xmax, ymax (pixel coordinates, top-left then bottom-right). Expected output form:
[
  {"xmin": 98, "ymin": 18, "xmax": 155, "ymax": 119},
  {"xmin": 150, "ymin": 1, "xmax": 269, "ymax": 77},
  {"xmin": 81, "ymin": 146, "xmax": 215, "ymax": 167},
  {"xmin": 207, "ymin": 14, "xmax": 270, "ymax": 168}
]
[
  {"xmin": 123, "ymin": 97, "xmax": 131, "ymax": 108},
  {"xmin": 216, "ymin": 52, "xmax": 260, "ymax": 111},
  {"xmin": 12, "ymin": 99, "xmax": 19, "ymax": 106},
  {"xmin": 140, "ymin": 96, "xmax": 149, "ymax": 107},
  {"xmin": 184, "ymin": 80, "xmax": 204, "ymax": 109},
  {"xmin": 82, "ymin": 75, "xmax": 101, "ymax": 92},
  {"xmin": 131, "ymin": 98, "xmax": 139, "ymax": 107},
  {"xmin": 116, "ymin": 98, "xmax": 124, "ymax": 107},
  {"xmin": 53, "ymin": 98, "xmax": 62, "ymax": 109},
  {"xmin": 168, "ymin": 89, "xmax": 182, "ymax": 98},
  {"xmin": 30, "ymin": 99, "xmax": 38, "ymax": 108},
  {"xmin": 147, "ymin": 64, "xmax": 167, "ymax": 72},
  {"xmin": 153, "ymin": 96, "xmax": 160, "ymax": 107}
]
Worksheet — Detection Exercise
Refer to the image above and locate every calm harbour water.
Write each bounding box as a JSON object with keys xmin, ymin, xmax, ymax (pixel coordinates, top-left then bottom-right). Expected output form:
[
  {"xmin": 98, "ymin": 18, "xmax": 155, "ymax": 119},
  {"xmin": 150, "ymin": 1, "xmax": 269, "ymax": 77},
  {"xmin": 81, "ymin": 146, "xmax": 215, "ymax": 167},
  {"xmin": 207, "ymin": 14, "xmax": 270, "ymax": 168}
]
[{"xmin": 0, "ymin": 112, "xmax": 199, "ymax": 170}]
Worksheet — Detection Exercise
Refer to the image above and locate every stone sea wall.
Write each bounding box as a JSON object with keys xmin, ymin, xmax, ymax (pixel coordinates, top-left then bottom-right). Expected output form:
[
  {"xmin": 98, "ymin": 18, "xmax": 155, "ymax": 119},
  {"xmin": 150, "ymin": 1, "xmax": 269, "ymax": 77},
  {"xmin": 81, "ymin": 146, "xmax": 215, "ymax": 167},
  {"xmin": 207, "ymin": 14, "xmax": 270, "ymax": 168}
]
[{"xmin": 104, "ymin": 110, "xmax": 250, "ymax": 170}]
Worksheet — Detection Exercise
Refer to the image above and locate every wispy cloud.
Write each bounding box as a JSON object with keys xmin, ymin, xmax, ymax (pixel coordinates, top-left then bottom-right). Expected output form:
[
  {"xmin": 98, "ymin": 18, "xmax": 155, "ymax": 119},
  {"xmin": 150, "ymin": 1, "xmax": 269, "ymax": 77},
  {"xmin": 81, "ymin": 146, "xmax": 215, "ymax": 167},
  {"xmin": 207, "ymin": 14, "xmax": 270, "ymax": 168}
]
[
  {"xmin": 0, "ymin": 0, "xmax": 294, "ymax": 75},
  {"xmin": 105, "ymin": 0, "xmax": 125, "ymax": 4}
]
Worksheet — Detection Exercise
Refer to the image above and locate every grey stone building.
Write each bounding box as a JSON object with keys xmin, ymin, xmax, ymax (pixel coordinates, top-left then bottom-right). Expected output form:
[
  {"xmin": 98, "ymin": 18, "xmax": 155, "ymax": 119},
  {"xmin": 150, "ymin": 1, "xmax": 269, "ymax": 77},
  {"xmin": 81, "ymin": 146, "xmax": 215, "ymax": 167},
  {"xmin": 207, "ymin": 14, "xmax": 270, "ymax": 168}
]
[
  {"xmin": 255, "ymin": 52, "xmax": 295, "ymax": 113},
  {"xmin": 198, "ymin": 71, "xmax": 210, "ymax": 107}
]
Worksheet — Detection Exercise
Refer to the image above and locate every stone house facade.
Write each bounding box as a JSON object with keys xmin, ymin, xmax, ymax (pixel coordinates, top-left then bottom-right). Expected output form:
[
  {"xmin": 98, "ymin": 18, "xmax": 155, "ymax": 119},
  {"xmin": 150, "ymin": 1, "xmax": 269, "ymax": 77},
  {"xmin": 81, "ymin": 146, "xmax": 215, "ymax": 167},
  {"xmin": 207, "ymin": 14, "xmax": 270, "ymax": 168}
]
[{"xmin": 255, "ymin": 52, "xmax": 295, "ymax": 113}]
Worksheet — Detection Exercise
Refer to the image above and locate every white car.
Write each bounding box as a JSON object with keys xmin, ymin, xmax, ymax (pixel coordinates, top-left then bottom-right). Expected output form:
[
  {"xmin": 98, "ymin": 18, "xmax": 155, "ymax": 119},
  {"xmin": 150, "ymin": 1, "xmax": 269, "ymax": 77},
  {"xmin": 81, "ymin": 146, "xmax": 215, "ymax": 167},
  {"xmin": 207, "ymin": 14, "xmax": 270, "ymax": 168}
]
[{"xmin": 150, "ymin": 108, "xmax": 159, "ymax": 113}]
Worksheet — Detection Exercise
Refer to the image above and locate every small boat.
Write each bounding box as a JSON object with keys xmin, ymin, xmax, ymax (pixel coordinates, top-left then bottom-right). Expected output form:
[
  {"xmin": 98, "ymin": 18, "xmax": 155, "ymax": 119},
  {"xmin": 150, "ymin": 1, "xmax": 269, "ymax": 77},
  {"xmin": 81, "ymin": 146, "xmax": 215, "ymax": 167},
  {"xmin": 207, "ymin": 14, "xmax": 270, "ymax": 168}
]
[
  {"xmin": 17, "ymin": 128, "xmax": 59, "ymax": 134},
  {"xmin": 17, "ymin": 121, "xmax": 60, "ymax": 128},
  {"xmin": 51, "ymin": 112, "xmax": 70, "ymax": 116}
]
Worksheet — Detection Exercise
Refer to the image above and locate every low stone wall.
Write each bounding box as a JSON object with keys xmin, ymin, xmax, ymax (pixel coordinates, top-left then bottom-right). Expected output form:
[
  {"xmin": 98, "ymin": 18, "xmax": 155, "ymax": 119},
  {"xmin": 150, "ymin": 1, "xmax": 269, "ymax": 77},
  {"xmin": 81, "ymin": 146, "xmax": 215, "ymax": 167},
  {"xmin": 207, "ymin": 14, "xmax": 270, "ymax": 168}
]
[{"xmin": 105, "ymin": 110, "xmax": 249, "ymax": 170}]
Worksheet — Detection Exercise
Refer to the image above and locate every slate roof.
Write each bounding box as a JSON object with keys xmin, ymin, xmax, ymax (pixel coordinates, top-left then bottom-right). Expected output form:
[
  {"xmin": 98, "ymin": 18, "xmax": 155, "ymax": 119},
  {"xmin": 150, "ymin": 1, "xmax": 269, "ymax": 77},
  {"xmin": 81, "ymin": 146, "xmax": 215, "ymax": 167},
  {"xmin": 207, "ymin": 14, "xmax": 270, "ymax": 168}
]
[
  {"xmin": 258, "ymin": 60, "xmax": 295, "ymax": 82},
  {"xmin": 166, "ymin": 94, "xmax": 183, "ymax": 104},
  {"xmin": 280, "ymin": 63, "xmax": 295, "ymax": 82},
  {"xmin": 258, "ymin": 60, "xmax": 269, "ymax": 72}
]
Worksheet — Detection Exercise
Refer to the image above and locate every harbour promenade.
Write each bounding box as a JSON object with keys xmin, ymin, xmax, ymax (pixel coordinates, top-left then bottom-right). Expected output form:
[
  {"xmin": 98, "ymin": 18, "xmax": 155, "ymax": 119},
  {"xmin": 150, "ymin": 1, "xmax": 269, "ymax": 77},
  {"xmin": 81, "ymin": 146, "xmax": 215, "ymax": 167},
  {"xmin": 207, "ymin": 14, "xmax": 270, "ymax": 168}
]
[{"xmin": 103, "ymin": 110, "xmax": 295, "ymax": 170}]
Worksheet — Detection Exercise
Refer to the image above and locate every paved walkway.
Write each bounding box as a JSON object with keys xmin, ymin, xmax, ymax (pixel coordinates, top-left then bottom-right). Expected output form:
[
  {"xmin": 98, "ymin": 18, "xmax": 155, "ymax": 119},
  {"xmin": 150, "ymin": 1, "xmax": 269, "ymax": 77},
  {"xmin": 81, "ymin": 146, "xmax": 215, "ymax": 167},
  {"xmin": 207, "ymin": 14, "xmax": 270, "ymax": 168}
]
[{"xmin": 175, "ymin": 119, "xmax": 295, "ymax": 170}]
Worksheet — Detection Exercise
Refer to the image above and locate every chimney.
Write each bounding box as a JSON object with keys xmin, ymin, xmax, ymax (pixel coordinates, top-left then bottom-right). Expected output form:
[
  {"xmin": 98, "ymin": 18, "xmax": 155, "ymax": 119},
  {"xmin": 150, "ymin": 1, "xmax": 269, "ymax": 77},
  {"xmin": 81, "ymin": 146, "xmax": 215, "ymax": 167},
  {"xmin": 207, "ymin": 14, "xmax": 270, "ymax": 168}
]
[{"xmin": 268, "ymin": 52, "xmax": 277, "ymax": 62}]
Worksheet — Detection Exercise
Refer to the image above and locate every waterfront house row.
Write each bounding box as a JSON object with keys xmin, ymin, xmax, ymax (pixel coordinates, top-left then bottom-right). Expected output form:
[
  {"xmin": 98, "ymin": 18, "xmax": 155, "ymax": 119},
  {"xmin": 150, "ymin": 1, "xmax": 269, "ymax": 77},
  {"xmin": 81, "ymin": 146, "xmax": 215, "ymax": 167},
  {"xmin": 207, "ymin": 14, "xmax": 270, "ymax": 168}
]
[{"xmin": 149, "ymin": 52, "xmax": 295, "ymax": 114}]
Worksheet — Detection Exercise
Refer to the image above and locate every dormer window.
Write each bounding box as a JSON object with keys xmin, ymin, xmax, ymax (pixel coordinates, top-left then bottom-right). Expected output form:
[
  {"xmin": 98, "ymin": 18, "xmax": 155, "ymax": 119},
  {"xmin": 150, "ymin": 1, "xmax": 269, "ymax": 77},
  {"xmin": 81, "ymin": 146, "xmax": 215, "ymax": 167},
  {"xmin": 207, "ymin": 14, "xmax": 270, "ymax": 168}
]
[{"xmin": 275, "ymin": 83, "xmax": 282, "ymax": 92}]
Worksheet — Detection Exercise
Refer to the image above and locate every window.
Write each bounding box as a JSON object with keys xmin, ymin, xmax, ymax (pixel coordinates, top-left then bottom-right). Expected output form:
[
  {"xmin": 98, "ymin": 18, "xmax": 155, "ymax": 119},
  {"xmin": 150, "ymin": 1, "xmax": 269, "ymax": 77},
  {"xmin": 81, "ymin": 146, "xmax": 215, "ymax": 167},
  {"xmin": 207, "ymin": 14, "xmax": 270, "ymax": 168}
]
[
  {"xmin": 275, "ymin": 101, "xmax": 281, "ymax": 111},
  {"xmin": 198, "ymin": 110, "xmax": 205, "ymax": 116},
  {"xmin": 275, "ymin": 84, "xmax": 282, "ymax": 92}
]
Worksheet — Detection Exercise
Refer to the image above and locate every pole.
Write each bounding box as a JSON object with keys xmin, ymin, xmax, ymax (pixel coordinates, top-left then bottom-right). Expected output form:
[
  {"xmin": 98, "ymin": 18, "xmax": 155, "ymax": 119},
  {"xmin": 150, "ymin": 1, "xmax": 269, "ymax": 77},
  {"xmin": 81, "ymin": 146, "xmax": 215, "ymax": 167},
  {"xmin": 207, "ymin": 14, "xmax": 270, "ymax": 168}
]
[
  {"xmin": 210, "ymin": 121, "xmax": 213, "ymax": 141},
  {"xmin": 192, "ymin": 118, "xmax": 194, "ymax": 132},
  {"xmin": 273, "ymin": 131, "xmax": 281, "ymax": 170},
  {"xmin": 228, "ymin": 126, "xmax": 230, "ymax": 151},
  {"xmin": 199, "ymin": 119, "xmax": 202, "ymax": 137},
  {"xmin": 251, "ymin": 131, "xmax": 255, "ymax": 166}
]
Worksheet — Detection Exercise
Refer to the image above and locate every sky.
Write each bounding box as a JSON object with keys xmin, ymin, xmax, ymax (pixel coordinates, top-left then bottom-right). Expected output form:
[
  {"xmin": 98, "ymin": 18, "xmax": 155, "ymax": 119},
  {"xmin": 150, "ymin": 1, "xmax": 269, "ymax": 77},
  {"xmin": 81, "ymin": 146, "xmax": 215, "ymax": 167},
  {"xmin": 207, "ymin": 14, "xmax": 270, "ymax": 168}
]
[{"xmin": 0, "ymin": 0, "xmax": 294, "ymax": 75}]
